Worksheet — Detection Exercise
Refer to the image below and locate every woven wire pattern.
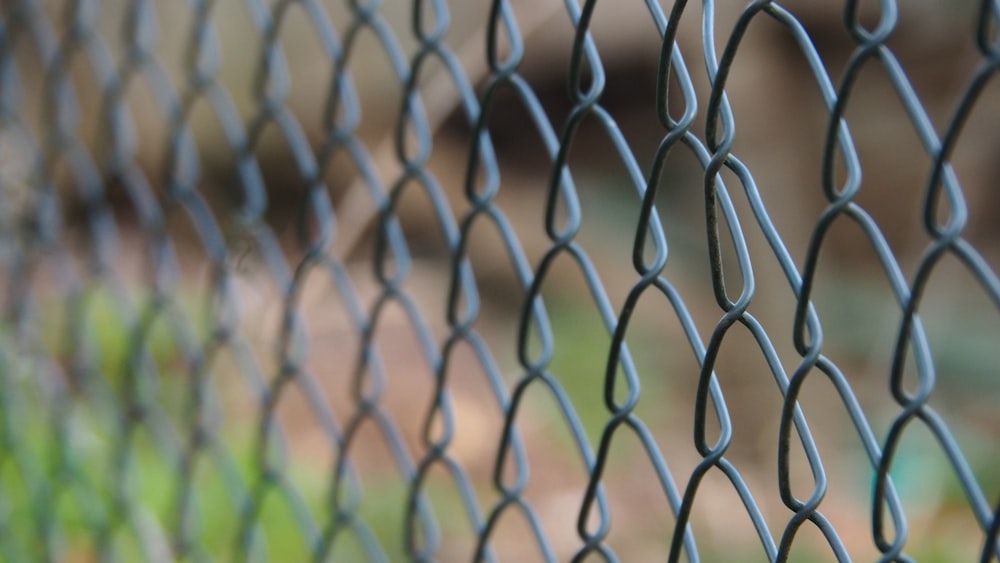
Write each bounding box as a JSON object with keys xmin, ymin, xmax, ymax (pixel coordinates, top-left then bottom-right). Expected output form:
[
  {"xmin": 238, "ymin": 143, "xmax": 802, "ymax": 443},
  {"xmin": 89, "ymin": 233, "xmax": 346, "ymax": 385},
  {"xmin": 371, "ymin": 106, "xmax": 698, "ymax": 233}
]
[{"xmin": 0, "ymin": 0, "xmax": 999, "ymax": 561}]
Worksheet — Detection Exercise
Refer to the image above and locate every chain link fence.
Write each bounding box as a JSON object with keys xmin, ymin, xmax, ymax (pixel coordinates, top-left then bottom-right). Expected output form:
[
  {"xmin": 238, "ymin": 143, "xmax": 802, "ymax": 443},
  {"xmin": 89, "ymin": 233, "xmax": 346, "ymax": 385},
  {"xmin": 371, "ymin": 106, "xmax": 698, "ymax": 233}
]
[{"xmin": 1, "ymin": 0, "xmax": 999, "ymax": 561}]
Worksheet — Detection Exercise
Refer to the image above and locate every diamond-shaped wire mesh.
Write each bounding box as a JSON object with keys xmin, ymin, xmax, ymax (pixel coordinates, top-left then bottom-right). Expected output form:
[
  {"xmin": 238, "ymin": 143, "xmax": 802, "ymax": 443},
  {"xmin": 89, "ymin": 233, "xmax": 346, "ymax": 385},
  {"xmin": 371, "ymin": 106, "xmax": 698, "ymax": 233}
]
[{"xmin": 1, "ymin": 0, "xmax": 999, "ymax": 561}]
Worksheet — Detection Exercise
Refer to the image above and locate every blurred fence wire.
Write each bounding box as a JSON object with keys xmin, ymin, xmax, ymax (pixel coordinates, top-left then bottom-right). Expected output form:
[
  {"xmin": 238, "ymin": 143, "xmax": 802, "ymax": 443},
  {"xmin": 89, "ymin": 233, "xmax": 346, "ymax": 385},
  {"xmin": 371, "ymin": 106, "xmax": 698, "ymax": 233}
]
[{"xmin": 1, "ymin": 0, "xmax": 1000, "ymax": 561}]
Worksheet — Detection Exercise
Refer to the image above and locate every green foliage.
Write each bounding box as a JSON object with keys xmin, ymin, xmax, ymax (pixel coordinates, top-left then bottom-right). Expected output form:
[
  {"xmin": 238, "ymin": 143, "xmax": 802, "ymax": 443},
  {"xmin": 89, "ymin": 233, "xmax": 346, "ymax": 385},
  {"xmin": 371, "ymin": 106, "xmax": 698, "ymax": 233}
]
[
  {"xmin": 0, "ymin": 291, "xmax": 473, "ymax": 561},
  {"xmin": 542, "ymin": 296, "xmax": 670, "ymax": 461}
]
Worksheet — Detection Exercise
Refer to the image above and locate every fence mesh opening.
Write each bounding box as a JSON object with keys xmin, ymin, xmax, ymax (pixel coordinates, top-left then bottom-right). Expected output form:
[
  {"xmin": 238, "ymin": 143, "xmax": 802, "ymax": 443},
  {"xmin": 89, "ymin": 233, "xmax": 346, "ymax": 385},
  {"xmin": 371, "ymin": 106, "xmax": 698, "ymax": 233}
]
[{"xmin": 1, "ymin": 0, "xmax": 1000, "ymax": 561}]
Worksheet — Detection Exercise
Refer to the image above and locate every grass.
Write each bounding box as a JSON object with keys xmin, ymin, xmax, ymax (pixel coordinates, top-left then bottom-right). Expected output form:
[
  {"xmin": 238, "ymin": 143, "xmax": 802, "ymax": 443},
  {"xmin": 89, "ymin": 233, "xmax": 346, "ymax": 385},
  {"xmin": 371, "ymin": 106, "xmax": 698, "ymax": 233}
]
[
  {"xmin": 0, "ymin": 285, "xmax": 481, "ymax": 561},
  {"xmin": 1, "ymin": 271, "xmax": 997, "ymax": 560}
]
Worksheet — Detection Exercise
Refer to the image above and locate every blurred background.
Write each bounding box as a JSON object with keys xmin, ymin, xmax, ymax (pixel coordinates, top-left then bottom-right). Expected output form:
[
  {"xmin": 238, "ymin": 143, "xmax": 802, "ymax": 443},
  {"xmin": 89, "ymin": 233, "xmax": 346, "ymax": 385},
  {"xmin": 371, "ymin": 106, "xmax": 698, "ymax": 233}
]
[{"xmin": 1, "ymin": 0, "xmax": 998, "ymax": 561}]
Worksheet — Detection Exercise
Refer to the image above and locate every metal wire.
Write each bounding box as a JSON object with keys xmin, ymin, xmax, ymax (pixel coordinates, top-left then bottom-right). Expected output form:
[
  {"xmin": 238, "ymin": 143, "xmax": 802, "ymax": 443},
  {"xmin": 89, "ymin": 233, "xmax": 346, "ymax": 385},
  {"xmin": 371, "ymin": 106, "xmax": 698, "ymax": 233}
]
[{"xmin": 0, "ymin": 0, "xmax": 998, "ymax": 561}]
